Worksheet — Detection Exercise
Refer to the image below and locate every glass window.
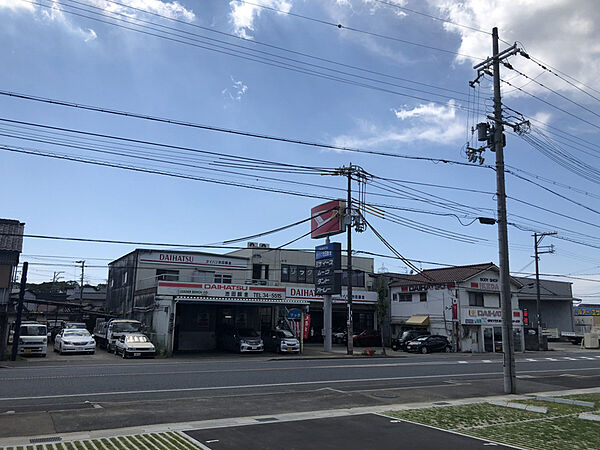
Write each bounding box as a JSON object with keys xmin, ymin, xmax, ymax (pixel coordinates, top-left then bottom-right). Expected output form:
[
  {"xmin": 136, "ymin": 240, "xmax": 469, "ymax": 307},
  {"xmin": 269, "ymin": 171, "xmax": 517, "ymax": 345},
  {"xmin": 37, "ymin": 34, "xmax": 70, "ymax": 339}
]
[
  {"xmin": 156, "ymin": 269, "xmax": 179, "ymax": 281},
  {"xmin": 289, "ymin": 266, "xmax": 297, "ymax": 283},
  {"xmin": 252, "ymin": 264, "xmax": 262, "ymax": 280},
  {"xmin": 398, "ymin": 293, "xmax": 411, "ymax": 302},
  {"xmin": 281, "ymin": 265, "xmax": 289, "ymax": 282},
  {"xmin": 214, "ymin": 274, "xmax": 232, "ymax": 284},
  {"xmin": 306, "ymin": 267, "xmax": 314, "ymax": 284},
  {"xmin": 420, "ymin": 292, "xmax": 427, "ymax": 302},
  {"xmin": 469, "ymin": 292, "xmax": 484, "ymax": 306},
  {"xmin": 298, "ymin": 266, "xmax": 306, "ymax": 283}
]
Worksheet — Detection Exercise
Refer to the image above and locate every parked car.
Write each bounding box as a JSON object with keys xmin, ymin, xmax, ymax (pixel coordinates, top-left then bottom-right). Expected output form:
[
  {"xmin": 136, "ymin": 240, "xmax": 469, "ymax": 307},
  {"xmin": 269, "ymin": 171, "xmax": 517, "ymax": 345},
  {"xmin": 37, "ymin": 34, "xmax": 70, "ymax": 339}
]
[
  {"xmin": 94, "ymin": 319, "xmax": 143, "ymax": 352},
  {"xmin": 263, "ymin": 329, "xmax": 300, "ymax": 354},
  {"xmin": 219, "ymin": 327, "xmax": 263, "ymax": 353},
  {"xmin": 54, "ymin": 328, "xmax": 96, "ymax": 354},
  {"xmin": 391, "ymin": 330, "xmax": 430, "ymax": 351},
  {"xmin": 114, "ymin": 333, "xmax": 156, "ymax": 358},
  {"xmin": 11, "ymin": 322, "xmax": 47, "ymax": 357},
  {"xmin": 353, "ymin": 330, "xmax": 382, "ymax": 347},
  {"xmin": 332, "ymin": 329, "xmax": 347, "ymax": 344},
  {"xmin": 406, "ymin": 335, "xmax": 452, "ymax": 354}
]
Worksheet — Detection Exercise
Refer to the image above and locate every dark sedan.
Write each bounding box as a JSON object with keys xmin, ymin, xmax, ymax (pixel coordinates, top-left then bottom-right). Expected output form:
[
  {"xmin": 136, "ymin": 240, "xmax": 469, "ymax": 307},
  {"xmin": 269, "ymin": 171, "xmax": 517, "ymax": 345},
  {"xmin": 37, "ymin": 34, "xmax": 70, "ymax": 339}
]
[
  {"xmin": 406, "ymin": 335, "xmax": 452, "ymax": 354},
  {"xmin": 353, "ymin": 330, "xmax": 382, "ymax": 347}
]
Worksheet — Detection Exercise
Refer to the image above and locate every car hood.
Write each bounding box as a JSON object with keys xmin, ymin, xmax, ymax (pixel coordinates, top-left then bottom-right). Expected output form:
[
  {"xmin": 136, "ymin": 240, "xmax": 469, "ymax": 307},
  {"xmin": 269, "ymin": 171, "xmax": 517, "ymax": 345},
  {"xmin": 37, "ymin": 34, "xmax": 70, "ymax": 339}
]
[{"xmin": 125, "ymin": 342, "xmax": 155, "ymax": 350}]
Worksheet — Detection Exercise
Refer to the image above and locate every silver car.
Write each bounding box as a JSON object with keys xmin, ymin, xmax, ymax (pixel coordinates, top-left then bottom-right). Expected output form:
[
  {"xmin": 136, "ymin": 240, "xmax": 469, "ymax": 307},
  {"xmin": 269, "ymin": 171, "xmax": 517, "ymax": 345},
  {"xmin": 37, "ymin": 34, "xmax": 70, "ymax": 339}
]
[
  {"xmin": 54, "ymin": 329, "xmax": 96, "ymax": 355},
  {"xmin": 263, "ymin": 329, "xmax": 300, "ymax": 354},
  {"xmin": 114, "ymin": 333, "xmax": 156, "ymax": 358}
]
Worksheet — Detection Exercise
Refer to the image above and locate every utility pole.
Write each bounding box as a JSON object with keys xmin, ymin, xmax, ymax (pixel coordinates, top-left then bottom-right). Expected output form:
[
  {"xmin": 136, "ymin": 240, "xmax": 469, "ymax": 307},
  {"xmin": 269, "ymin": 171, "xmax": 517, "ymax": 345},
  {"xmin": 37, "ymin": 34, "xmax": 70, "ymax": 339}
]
[
  {"xmin": 332, "ymin": 164, "xmax": 369, "ymax": 355},
  {"xmin": 346, "ymin": 165, "xmax": 354, "ymax": 355},
  {"xmin": 534, "ymin": 232, "xmax": 556, "ymax": 350},
  {"xmin": 323, "ymin": 236, "xmax": 332, "ymax": 353},
  {"xmin": 76, "ymin": 260, "xmax": 85, "ymax": 306},
  {"xmin": 10, "ymin": 262, "xmax": 28, "ymax": 361},
  {"xmin": 471, "ymin": 28, "xmax": 523, "ymax": 394}
]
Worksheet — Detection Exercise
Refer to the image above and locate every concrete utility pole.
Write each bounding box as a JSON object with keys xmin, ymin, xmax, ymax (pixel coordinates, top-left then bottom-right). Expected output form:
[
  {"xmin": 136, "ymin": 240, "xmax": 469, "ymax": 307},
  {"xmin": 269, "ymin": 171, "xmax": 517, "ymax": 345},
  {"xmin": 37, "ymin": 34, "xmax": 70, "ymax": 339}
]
[
  {"xmin": 534, "ymin": 232, "xmax": 556, "ymax": 350},
  {"xmin": 346, "ymin": 167, "xmax": 354, "ymax": 356},
  {"xmin": 76, "ymin": 260, "xmax": 85, "ymax": 305},
  {"xmin": 10, "ymin": 262, "xmax": 28, "ymax": 361},
  {"xmin": 472, "ymin": 28, "xmax": 522, "ymax": 394}
]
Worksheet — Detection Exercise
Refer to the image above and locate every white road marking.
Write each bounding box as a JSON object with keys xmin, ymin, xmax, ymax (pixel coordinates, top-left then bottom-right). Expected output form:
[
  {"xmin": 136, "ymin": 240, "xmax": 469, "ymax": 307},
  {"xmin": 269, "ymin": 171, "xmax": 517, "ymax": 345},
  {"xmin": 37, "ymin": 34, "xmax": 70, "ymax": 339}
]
[
  {"xmin": 579, "ymin": 357, "xmax": 595, "ymax": 360},
  {"xmin": 1, "ymin": 366, "xmax": 599, "ymax": 402},
  {"xmin": 545, "ymin": 358, "xmax": 558, "ymax": 361},
  {"xmin": 482, "ymin": 360, "xmax": 493, "ymax": 363},
  {"xmin": 563, "ymin": 357, "xmax": 577, "ymax": 361},
  {"xmin": 526, "ymin": 358, "xmax": 537, "ymax": 362},
  {"xmin": 458, "ymin": 361, "xmax": 468, "ymax": 364}
]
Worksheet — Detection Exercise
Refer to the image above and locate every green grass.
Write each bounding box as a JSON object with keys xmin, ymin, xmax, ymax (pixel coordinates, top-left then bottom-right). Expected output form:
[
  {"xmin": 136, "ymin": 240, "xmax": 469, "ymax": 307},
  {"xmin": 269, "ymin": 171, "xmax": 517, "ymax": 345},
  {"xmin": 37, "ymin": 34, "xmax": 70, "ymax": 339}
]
[{"xmin": 385, "ymin": 394, "xmax": 600, "ymax": 450}]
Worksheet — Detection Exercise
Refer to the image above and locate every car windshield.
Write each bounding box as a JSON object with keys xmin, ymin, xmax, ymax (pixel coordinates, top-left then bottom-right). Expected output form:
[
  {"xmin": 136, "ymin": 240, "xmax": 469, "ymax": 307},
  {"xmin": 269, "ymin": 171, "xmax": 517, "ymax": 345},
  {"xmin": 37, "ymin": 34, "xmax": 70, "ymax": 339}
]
[
  {"xmin": 400, "ymin": 331, "xmax": 413, "ymax": 340},
  {"xmin": 112, "ymin": 322, "xmax": 141, "ymax": 332},
  {"xmin": 278, "ymin": 330, "xmax": 294, "ymax": 338},
  {"xmin": 126, "ymin": 335, "xmax": 149, "ymax": 343},
  {"xmin": 64, "ymin": 330, "xmax": 90, "ymax": 337},
  {"xmin": 20, "ymin": 325, "xmax": 46, "ymax": 336},
  {"xmin": 415, "ymin": 336, "xmax": 429, "ymax": 341},
  {"xmin": 66, "ymin": 323, "xmax": 86, "ymax": 329},
  {"xmin": 237, "ymin": 328, "xmax": 259, "ymax": 337}
]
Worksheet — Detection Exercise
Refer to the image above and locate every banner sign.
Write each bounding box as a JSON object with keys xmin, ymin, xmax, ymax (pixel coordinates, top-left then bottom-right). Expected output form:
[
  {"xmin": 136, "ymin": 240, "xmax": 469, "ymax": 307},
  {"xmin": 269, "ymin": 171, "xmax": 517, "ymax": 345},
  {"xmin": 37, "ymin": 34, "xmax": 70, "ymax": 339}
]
[
  {"xmin": 158, "ymin": 281, "xmax": 285, "ymax": 300},
  {"xmin": 286, "ymin": 287, "xmax": 377, "ymax": 304},
  {"xmin": 461, "ymin": 307, "xmax": 522, "ymax": 325},
  {"xmin": 314, "ymin": 242, "xmax": 342, "ymax": 295},
  {"xmin": 311, "ymin": 200, "xmax": 345, "ymax": 239},
  {"xmin": 574, "ymin": 305, "xmax": 600, "ymax": 316},
  {"xmin": 304, "ymin": 313, "xmax": 311, "ymax": 340}
]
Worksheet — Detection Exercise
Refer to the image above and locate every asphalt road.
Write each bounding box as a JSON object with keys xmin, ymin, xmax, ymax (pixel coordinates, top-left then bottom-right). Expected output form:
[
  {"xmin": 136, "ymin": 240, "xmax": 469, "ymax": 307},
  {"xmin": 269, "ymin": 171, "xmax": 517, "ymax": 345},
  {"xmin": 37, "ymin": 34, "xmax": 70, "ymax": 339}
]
[
  {"xmin": 0, "ymin": 348, "xmax": 599, "ymax": 437},
  {"xmin": 185, "ymin": 414, "xmax": 515, "ymax": 450}
]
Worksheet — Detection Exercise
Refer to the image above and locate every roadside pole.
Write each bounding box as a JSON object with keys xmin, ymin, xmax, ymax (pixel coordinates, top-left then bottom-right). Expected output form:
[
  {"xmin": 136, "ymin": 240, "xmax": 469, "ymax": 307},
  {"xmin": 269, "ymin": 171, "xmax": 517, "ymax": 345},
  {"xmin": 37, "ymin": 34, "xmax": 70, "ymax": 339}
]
[
  {"xmin": 323, "ymin": 236, "xmax": 332, "ymax": 352},
  {"xmin": 10, "ymin": 262, "xmax": 28, "ymax": 361},
  {"xmin": 346, "ymin": 168, "xmax": 354, "ymax": 356}
]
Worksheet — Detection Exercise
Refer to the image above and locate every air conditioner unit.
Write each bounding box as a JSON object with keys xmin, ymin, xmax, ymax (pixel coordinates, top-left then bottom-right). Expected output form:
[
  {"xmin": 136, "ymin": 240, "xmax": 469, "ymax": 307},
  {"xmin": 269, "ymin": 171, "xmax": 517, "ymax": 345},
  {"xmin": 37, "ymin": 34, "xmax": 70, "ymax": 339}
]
[
  {"xmin": 248, "ymin": 242, "xmax": 258, "ymax": 248},
  {"xmin": 258, "ymin": 243, "xmax": 270, "ymax": 248}
]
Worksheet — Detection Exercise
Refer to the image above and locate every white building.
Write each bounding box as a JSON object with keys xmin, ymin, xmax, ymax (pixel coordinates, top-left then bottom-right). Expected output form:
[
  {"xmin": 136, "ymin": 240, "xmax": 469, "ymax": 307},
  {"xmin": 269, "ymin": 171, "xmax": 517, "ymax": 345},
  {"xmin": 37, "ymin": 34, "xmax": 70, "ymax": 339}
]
[
  {"xmin": 106, "ymin": 244, "xmax": 376, "ymax": 354},
  {"xmin": 389, "ymin": 262, "xmax": 524, "ymax": 353}
]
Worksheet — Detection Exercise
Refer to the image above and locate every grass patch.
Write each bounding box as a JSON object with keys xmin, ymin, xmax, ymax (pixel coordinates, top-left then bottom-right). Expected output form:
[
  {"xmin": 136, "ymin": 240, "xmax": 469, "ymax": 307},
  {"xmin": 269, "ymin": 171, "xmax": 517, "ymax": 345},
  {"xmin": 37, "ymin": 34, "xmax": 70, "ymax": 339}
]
[{"xmin": 385, "ymin": 393, "xmax": 600, "ymax": 450}]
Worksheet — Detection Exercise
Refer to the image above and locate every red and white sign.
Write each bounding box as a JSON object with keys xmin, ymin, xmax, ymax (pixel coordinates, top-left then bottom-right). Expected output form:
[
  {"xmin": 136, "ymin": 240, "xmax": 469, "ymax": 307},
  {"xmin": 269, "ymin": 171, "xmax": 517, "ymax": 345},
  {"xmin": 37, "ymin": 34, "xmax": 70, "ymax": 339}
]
[
  {"xmin": 303, "ymin": 313, "xmax": 311, "ymax": 340},
  {"xmin": 286, "ymin": 287, "xmax": 377, "ymax": 304},
  {"xmin": 138, "ymin": 251, "xmax": 248, "ymax": 270},
  {"xmin": 311, "ymin": 200, "xmax": 345, "ymax": 239}
]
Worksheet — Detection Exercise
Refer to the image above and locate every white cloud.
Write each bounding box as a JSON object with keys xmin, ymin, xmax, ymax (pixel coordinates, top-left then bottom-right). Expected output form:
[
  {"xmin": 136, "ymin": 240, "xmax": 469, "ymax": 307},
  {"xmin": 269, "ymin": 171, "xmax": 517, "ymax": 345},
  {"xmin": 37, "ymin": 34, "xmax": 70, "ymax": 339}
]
[
  {"xmin": 428, "ymin": 0, "xmax": 600, "ymax": 96},
  {"xmin": 229, "ymin": 0, "xmax": 291, "ymax": 39},
  {"xmin": 95, "ymin": 0, "xmax": 195, "ymax": 22},
  {"xmin": 332, "ymin": 100, "xmax": 464, "ymax": 148},
  {"xmin": 0, "ymin": 0, "xmax": 34, "ymax": 12},
  {"xmin": 222, "ymin": 76, "xmax": 248, "ymax": 101}
]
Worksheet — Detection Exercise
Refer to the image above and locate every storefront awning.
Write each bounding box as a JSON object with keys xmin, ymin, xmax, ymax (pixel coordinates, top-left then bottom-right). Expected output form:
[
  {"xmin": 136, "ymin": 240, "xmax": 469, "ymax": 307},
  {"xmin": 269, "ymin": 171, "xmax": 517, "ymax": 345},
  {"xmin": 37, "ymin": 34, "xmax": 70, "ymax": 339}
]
[{"xmin": 405, "ymin": 315, "xmax": 430, "ymax": 326}]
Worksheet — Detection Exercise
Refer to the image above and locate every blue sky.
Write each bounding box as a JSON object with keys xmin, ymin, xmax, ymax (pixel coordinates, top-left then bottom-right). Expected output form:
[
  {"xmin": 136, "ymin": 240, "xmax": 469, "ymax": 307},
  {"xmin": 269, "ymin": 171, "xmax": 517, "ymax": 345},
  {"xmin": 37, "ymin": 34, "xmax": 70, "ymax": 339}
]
[{"xmin": 1, "ymin": 0, "xmax": 600, "ymax": 302}]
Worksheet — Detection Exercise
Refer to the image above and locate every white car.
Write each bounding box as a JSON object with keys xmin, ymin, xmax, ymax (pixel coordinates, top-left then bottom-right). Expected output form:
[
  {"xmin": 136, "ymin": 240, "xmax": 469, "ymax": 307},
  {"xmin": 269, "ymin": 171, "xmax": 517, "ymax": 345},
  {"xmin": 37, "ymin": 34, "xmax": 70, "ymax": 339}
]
[
  {"xmin": 54, "ymin": 329, "xmax": 96, "ymax": 355},
  {"xmin": 114, "ymin": 333, "xmax": 156, "ymax": 359}
]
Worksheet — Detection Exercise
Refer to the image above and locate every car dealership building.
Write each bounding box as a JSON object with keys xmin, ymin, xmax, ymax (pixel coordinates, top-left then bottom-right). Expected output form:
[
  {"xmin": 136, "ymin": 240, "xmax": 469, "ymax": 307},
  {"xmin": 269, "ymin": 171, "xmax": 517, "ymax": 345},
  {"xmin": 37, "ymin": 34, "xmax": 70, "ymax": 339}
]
[{"xmin": 106, "ymin": 244, "xmax": 376, "ymax": 353}]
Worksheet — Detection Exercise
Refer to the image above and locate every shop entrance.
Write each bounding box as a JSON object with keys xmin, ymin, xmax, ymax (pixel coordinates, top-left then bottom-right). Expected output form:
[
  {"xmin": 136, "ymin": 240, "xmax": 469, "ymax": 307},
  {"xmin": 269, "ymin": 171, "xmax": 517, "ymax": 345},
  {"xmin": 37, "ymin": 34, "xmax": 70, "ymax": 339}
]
[{"xmin": 483, "ymin": 326, "xmax": 503, "ymax": 352}]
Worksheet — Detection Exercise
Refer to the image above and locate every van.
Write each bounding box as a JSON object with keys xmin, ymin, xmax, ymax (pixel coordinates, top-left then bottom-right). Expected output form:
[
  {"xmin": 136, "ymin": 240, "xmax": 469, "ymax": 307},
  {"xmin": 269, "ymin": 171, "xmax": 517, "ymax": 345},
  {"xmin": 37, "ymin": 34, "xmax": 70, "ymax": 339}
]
[{"xmin": 12, "ymin": 321, "xmax": 48, "ymax": 357}]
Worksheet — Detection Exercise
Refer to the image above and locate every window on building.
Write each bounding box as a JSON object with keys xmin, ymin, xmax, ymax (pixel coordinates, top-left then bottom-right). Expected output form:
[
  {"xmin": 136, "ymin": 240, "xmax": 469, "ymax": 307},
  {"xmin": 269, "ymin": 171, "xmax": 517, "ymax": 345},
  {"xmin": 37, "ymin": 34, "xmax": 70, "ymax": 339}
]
[
  {"xmin": 281, "ymin": 265, "xmax": 289, "ymax": 282},
  {"xmin": 192, "ymin": 270, "xmax": 213, "ymax": 283},
  {"xmin": 156, "ymin": 269, "xmax": 179, "ymax": 281},
  {"xmin": 420, "ymin": 292, "xmax": 427, "ymax": 302},
  {"xmin": 342, "ymin": 270, "xmax": 365, "ymax": 288},
  {"xmin": 397, "ymin": 293, "xmax": 412, "ymax": 302},
  {"xmin": 264, "ymin": 264, "xmax": 269, "ymax": 280},
  {"xmin": 289, "ymin": 266, "xmax": 297, "ymax": 283},
  {"xmin": 214, "ymin": 273, "xmax": 232, "ymax": 284},
  {"xmin": 297, "ymin": 266, "xmax": 306, "ymax": 283},
  {"xmin": 122, "ymin": 271, "xmax": 128, "ymax": 286},
  {"xmin": 306, "ymin": 267, "xmax": 314, "ymax": 284},
  {"xmin": 252, "ymin": 264, "xmax": 262, "ymax": 280},
  {"xmin": 469, "ymin": 292, "xmax": 484, "ymax": 306}
]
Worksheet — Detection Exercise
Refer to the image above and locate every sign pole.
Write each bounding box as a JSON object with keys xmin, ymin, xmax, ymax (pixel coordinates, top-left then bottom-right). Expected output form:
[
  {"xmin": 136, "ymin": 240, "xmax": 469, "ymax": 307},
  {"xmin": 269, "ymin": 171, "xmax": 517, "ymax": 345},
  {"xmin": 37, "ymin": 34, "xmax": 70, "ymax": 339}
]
[{"xmin": 323, "ymin": 237, "xmax": 332, "ymax": 352}]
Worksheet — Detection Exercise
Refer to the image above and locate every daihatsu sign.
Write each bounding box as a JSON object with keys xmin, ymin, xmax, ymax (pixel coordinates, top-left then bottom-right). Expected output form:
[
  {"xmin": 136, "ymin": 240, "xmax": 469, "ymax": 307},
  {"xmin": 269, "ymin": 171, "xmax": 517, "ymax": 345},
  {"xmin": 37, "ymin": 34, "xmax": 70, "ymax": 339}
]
[{"xmin": 310, "ymin": 200, "xmax": 345, "ymax": 239}]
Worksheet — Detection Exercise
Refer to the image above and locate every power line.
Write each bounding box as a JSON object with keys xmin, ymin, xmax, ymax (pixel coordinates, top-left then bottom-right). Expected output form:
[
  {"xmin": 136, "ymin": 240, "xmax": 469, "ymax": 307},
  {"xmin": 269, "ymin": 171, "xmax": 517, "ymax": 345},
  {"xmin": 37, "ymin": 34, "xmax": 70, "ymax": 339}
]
[
  {"xmin": 0, "ymin": 90, "xmax": 485, "ymax": 168},
  {"xmin": 27, "ymin": 0, "xmax": 482, "ymax": 109},
  {"xmin": 235, "ymin": 0, "xmax": 485, "ymax": 59}
]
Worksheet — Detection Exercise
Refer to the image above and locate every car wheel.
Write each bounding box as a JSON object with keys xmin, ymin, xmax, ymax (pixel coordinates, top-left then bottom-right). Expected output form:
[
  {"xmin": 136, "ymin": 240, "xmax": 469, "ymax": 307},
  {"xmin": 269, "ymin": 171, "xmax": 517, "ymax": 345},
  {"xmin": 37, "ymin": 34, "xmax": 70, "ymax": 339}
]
[
  {"xmin": 445, "ymin": 346, "xmax": 452, "ymax": 353},
  {"xmin": 421, "ymin": 346, "xmax": 428, "ymax": 354}
]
